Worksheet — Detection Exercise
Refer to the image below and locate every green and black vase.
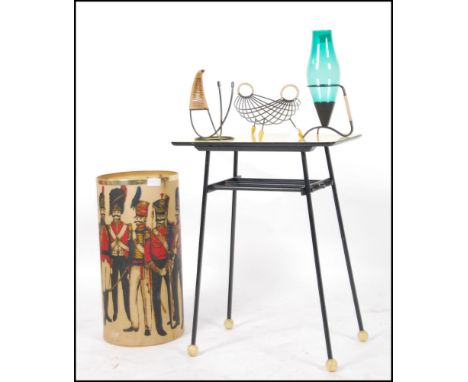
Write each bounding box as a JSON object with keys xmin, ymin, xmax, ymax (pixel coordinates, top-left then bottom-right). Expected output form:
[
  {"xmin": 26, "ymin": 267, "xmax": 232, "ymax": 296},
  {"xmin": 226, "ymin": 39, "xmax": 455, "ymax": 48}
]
[{"xmin": 307, "ymin": 30, "xmax": 340, "ymax": 127}]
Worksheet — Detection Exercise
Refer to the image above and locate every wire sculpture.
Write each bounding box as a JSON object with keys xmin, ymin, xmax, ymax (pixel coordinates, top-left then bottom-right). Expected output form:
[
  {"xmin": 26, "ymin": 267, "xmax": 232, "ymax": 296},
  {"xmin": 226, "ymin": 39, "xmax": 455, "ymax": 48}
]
[
  {"xmin": 234, "ymin": 83, "xmax": 303, "ymax": 140},
  {"xmin": 303, "ymin": 84, "xmax": 354, "ymax": 138},
  {"xmin": 189, "ymin": 69, "xmax": 234, "ymax": 141}
]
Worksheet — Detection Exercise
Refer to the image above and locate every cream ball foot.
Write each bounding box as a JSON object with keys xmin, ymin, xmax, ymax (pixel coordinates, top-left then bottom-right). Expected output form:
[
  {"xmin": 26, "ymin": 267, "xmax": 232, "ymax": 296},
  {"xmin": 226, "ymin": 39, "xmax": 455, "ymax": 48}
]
[
  {"xmin": 326, "ymin": 358, "xmax": 338, "ymax": 372},
  {"xmin": 358, "ymin": 330, "xmax": 369, "ymax": 342},
  {"xmin": 187, "ymin": 344, "xmax": 198, "ymax": 357},
  {"xmin": 224, "ymin": 319, "xmax": 234, "ymax": 330}
]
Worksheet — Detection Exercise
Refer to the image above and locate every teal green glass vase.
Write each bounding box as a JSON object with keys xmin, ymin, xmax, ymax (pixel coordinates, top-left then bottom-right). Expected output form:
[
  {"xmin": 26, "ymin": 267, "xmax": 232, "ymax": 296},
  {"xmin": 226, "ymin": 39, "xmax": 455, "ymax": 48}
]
[{"xmin": 307, "ymin": 30, "xmax": 340, "ymax": 127}]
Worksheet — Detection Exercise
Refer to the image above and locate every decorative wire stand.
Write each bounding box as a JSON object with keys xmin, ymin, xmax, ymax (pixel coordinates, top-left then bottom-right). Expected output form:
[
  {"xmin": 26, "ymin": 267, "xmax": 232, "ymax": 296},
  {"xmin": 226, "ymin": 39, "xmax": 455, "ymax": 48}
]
[
  {"xmin": 189, "ymin": 69, "xmax": 235, "ymax": 141},
  {"xmin": 234, "ymin": 83, "xmax": 302, "ymax": 139},
  {"xmin": 303, "ymin": 84, "xmax": 354, "ymax": 138}
]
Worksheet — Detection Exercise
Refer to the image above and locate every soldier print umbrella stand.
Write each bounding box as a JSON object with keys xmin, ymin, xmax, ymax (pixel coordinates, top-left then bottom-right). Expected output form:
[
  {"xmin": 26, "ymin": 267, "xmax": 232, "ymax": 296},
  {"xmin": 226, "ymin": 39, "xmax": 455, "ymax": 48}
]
[{"xmin": 96, "ymin": 171, "xmax": 184, "ymax": 346}]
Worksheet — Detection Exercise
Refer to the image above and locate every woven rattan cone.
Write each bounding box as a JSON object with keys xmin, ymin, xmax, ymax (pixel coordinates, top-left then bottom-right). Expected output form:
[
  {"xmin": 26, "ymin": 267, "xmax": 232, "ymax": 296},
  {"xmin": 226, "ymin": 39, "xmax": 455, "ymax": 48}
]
[{"xmin": 190, "ymin": 70, "xmax": 209, "ymax": 110}]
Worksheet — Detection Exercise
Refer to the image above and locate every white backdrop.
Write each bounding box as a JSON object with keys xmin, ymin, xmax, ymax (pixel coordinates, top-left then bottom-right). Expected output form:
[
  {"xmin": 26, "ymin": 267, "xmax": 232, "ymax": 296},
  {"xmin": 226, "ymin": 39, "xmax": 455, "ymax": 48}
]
[{"xmin": 76, "ymin": 2, "xmax": 390, "ymax": 380}]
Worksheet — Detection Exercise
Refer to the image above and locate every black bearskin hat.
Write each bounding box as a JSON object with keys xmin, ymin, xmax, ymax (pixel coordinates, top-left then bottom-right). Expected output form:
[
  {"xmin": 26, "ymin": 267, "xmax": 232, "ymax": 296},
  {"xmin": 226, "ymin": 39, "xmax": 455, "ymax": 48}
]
[
  {"xmin": 109, "ymin": 185, "xmax": 127, "ymax": 213},
  {"xmin": 99, "ymin": 186, "xmax": 105, "ymax": 210},
  {"xmin": 153, "ymin": 193, "xmax": 169, "ymax": 215}
]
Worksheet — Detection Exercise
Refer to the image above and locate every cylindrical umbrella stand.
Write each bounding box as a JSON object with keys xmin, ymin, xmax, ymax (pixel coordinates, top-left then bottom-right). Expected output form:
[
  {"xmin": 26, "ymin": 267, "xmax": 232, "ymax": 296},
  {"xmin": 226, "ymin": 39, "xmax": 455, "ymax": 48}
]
[{"xmin": 96, "ymin": 171, "xmax": 184, "ymax": 346}]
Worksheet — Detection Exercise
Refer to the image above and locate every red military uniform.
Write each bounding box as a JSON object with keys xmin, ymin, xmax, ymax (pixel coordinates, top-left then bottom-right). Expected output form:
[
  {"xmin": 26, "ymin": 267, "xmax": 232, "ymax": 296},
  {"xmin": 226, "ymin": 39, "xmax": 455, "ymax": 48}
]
[
  {"xmin": 109, "ymin": 221, "xmax": 131, "ymax": 257},
  {"xmin": 147, "ymin": 193, "xmax": 174, "ymax": 337},
  {"xmin": 98, "ymin": 186, "xmax": 112, "ymax": 324},
  {"xmin": 146, "ymin": 226, "xmax": 168, "ymax": 262},
  {"xmin": 108, "ymin": 185, "xmax": 131, "ymax": 322},
  {"xmin": 146, "ymin": 225, "xmax": 170, "ymax": 337},
  {"xmin": 100, "ymin": 222, "xmax": 112, "ymax": 296},
  {"xmin": 100, "ymin": 224, "xmax": 111, "ymax": 265},
  {"xmin": 108, "ymin": 221, "xmax": 132, "ymax": 323}
]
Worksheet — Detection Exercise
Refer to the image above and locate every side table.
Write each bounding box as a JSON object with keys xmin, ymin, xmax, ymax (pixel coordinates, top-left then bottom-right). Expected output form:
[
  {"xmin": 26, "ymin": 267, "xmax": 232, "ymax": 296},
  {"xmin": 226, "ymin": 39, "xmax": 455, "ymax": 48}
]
[{"xmin": 172, "ymin": 135, "xmax": 367, "ymax": 372}]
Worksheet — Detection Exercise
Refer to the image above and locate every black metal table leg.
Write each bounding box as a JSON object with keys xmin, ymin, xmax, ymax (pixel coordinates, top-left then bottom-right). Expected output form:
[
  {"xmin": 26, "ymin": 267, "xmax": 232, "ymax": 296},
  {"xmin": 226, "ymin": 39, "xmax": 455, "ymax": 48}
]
[
  {"xmin": 225, "ymin": 151, "xmax": 238, "ymax": 330},
  {"xmin": 301, "ymin": 152, "xmax": 337, "ymax": 372},
  {"xmin": 187, "ymin": 151, "xmax": 211, "ymax": 357},
  {"xmin": 324, "ymin": 147, "xmax": 368, "ymax": 343}
]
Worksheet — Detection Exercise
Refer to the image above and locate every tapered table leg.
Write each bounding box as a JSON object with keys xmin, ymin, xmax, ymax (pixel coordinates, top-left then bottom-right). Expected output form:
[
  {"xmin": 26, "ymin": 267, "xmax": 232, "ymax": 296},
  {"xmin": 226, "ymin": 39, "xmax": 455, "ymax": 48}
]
[
  {"xmin": 225, "ymin": 151, "xmax": 238, "ymax": 330},
  {"xmin": 324, "ymin": 147, "xmax": 367, "ymax": 342},
  {"xmin": 301, "ymin": 152, "xmax": 337, "ymax": 372},
  {"xmin": 187, "ymin": 151, "xmax": 211, "ymax": 357}
]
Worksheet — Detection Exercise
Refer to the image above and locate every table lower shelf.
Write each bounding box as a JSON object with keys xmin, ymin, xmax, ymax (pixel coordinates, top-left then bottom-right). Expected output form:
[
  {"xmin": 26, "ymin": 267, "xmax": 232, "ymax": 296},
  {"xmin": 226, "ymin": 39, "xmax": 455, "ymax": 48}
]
[{"xmin": 207, "ymin": 177, "xmax": 333, "ymax": 195}]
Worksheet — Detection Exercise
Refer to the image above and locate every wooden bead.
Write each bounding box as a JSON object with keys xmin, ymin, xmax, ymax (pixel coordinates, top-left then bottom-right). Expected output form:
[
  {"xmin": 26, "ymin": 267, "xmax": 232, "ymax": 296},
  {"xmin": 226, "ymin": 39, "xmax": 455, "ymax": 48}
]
[
  {"xmin": 187, "ymin": 344, "xmax": 198, "ymax": 357},
  {"xmin": 224, "ymin": 319, "xmax": 234, "ymax": 330},
  {"xmin": 326, "ymin": 358, "xmax": 338, "ymax": 372},
  {"xmin": 358, "ymin": 330, "xmax": 369, "ymax": 342}
]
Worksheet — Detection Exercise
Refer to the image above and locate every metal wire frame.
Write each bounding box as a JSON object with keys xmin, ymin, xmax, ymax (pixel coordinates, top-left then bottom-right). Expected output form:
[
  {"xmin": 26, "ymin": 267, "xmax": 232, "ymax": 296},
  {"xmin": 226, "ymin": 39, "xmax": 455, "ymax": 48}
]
[
  {"xmin": 182, "ymin": 145, "xmax": 367, "ymax": 366},
  {"xmin": 304, "ymin": 84, "xmax": 354, "ymax": 138},
  {"xmin": 189, "ymin": 81, "xmax": 235, "ymax": 140},
  {"xmin": 234, "ymin": 86, "xmax": 301, "ymax": 134}
]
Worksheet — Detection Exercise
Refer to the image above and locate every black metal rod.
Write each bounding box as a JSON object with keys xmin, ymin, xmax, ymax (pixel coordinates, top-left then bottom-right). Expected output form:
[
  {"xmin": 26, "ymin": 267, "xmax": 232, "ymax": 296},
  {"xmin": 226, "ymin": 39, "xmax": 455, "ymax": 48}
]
[
  {"xmin": 324, "ymin": 147, "xmax": 364, "ymax": 331},
  {"xmin": 301, "ymin": 152, "xmax": 333, "ymax": 360},
  {"xmin": 209, "ymin": 185, "xmax": 306, "ymax": 193},
  {"xmin": 227, "ymin": 151, "xmax": 238, "ymax": 319},
  {"xmin": 191, "ymin": 151, "xmax": 211, "ymax": 345},
  {"xmin": 307, "ymin": 83, "xmax": 346, "ymax": 94},
  {"xmin": 218, "ymin": 81, "xmax": 223, "ymax": 136},
  {"xmin": 206, "ymin": 177, "xmax": 333, "ymax": 194},
  {"xmin": 213, "ymin": 177, "xmax": 316, "ymax": 185}
]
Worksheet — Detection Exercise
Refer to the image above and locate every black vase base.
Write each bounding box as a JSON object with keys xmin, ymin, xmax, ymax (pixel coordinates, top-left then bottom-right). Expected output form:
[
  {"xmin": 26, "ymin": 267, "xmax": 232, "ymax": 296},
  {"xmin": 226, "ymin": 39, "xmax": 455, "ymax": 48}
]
[{"xmin": 313, "ymin": 102, "xmax": 335, "ymax": 127}]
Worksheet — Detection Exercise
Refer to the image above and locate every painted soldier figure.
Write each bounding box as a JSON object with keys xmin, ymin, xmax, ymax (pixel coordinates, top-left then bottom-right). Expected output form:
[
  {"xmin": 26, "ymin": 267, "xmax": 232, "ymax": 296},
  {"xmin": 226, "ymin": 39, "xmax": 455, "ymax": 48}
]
[
  {"xmin": 169, "ymin": 187, "xmax": 183, "ymax": 329},
  {"xmin": 108, "ymin": 185, "xmax": 132, "ymax": 322},
  {"xmin": 145, "ymin": 193, "xmax": 174, "ymax": 336},
  {"xmin": 99, "ymin": 187, "xmax": 112, "ymax": 324},
  {"xmin": 124, "ymin": 187, "xmax": 152, "ymax": 336}
]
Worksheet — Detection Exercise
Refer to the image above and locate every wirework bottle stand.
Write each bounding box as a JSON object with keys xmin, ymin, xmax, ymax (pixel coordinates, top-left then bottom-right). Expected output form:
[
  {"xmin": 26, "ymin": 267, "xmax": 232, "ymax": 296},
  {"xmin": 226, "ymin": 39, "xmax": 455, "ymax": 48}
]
[{"xmin": 172, "ymin": 136, "xmax": 367, "ymax": 372}]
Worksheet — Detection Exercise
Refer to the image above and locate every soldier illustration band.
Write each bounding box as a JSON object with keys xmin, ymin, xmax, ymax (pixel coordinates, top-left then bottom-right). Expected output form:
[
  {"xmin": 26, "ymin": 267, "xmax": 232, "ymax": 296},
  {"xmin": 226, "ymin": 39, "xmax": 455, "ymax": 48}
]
[{"xmin": 99, "ymin": 185, "xmax": 183, "ymax": 337}]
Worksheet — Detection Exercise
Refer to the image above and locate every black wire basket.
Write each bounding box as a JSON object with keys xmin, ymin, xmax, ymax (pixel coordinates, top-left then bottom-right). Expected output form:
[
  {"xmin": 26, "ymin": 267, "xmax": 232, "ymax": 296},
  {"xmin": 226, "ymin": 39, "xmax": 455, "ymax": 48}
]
[{"xmin": 234, "ymin": 83, "xmax": 303, "ymax": 139}]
